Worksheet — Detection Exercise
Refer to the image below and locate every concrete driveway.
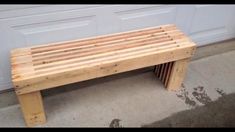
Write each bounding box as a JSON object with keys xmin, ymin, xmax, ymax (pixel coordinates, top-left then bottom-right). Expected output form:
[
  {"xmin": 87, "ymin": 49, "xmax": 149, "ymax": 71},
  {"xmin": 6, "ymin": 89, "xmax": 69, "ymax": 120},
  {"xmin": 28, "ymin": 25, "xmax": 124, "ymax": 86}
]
[{"xmin": 0, "ymin": 44, "xmax": 234, "ymax": 127}]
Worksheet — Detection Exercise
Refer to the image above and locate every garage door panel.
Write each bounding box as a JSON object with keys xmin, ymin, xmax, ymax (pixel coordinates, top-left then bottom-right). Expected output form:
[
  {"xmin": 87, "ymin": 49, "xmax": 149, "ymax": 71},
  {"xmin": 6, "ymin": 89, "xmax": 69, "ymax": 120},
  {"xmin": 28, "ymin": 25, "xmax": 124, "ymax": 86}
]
[
  {"xmin": 189, "ymin": 5, "xmax": 235, "ymax": 45},
  {"xmin": 110, "ymin": 5, "xmax": 166, "ymax": 12},
  {"xmin": 116, "ymin": 7, "xmax": 176, "ymax": 31},
  {"xmin": 0, "ymin": 7, "xmax": 100, "ymax": 26},
  {"xmin": 190, "ymin": 5, "xmax": 232, "ymax": 33},
  {"xmin": 0, "ymin": 5, "xmax": 42, "ymax": 12},
  {"xmin": 0, "ymin": 8, "xmax": 100, "ymax": 46},
  {"xmin": 0, "ymin": 5, "xmax": 235, "ymax": 91},
  {"xmin": 94, "ymin": 5, "xmax": 169, "ymax": 36},
  {"xmin": 0, "ymin": 5, "xmax": 101, "ymax": 19},
  {"xmin": 12, "ymin": 15, "xmax": 97, "ymax": 46},
  {"xmin": 0, "ymin": 6, "xmax": 102, "ymax": 90}
]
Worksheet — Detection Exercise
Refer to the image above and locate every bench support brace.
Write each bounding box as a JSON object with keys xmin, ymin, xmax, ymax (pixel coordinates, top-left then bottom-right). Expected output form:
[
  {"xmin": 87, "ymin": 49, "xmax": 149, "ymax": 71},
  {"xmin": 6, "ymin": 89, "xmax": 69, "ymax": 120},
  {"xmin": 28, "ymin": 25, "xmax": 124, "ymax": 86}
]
[{"xmin": 154, "ymin": 58, "xmax": 190, "ymax": 91}]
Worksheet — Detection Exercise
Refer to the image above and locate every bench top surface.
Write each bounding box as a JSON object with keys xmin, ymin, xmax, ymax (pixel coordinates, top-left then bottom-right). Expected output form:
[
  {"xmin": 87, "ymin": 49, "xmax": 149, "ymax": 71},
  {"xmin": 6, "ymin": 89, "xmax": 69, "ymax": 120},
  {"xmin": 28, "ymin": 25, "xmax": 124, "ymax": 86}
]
[{"xmin": 11, "ymin": 24, "xmax": 196, "ymax": 83}]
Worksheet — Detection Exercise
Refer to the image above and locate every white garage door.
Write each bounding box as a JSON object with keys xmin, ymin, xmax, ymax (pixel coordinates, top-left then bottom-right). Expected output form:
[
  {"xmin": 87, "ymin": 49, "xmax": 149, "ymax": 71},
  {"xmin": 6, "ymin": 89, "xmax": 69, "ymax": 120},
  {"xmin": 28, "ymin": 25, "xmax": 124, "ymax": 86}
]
[{"xmin": 0, "ymin": 5, "xmax": 235, "ymax": 91}]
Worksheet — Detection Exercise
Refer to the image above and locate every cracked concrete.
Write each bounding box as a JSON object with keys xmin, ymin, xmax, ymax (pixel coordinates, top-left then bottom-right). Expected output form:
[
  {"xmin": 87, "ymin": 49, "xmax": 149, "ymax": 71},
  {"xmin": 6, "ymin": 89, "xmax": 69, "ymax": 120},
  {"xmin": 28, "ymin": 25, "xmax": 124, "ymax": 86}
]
[{"xmin": 0, "ymin": 41, "xmax": 235, "ymax": 127}]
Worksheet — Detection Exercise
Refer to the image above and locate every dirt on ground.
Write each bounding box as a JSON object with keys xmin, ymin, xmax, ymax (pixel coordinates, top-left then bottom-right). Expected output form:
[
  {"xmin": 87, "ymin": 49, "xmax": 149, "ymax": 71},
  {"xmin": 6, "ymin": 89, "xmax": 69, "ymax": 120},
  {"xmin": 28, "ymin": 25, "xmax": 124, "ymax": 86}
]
[{"xmin": 142, "ymin": 92, "xmax": 235, "ymax": 127}]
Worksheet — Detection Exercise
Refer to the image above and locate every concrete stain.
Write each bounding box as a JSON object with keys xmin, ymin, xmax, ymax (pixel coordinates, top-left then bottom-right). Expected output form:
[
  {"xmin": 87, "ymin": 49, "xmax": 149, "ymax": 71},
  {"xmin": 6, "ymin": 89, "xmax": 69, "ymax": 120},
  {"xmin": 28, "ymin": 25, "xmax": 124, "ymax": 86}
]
[
  {"xmin": 176, "ymin": 84, "xmax": 197, "ymax": 107},
  {"xmin": 192, "ymin": 86, "xmax": 212, "ymax": 105},
  {"xmin": 142, "ymin": 93, "xmax": 235, "ymax": 127},
  {"xmin": 215, "ymin": 88, "xmax": 226, "ymax": 96},
  {"xmin": 109, "ymin": 119, "xmax": 122, "ymax": 128}
]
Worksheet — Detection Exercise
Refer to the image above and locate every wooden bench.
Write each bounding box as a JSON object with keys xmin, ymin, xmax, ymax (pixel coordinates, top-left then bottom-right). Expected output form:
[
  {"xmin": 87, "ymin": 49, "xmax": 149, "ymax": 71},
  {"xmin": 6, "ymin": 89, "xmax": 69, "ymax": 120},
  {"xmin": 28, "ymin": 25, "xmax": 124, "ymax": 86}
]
[{"xmin": 11, "ymin": 24, "xmax": 196, "ymax": 126}]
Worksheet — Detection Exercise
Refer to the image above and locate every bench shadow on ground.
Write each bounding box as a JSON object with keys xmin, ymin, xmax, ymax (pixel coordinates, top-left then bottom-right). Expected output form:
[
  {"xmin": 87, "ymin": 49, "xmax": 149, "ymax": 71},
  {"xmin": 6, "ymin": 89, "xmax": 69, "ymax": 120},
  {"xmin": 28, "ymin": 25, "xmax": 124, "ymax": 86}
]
[
  {"xmin": 142, "ymin": 92, "xmax": 235, "ymax": 127},
  {"xmin": 41, "ymin": 67, "xmax": 153, "ymax": 97}
]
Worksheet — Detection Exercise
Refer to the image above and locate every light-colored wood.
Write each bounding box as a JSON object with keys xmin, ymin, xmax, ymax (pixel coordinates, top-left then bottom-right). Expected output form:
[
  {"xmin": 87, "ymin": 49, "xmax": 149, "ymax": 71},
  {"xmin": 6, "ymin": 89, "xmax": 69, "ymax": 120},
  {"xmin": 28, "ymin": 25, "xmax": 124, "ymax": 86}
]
[
  {"xmin": 154, "ymin": 61, "xmax": 183, "ymax": 88},
  {"xmin": 11, "ymin": 24, "xmax": 196, "ymax": 126},
  {"xmin": 17, "ymin": 91, "xmax": 46, "ymax": 127},
  {"xmin": 17, "ymin": 41, "xmax": 191, "ymax": 77},
  {"xmin": 166, "ymin": 58, "xmax": 190, "ymax": 91},
  {"xmin": 12, "ymin": 24, "xmax": 176, "ymax": 54},
  {"xmin": 14, "ymin": 45, "xmax": 195, "ymax": 95},
  {"xmin": 32, "ymin": 35, "xmax": 183, "ymax": 66},
  {"xmin": 164, "ymin": 62, "xmax": 173, "ymax": 86}
]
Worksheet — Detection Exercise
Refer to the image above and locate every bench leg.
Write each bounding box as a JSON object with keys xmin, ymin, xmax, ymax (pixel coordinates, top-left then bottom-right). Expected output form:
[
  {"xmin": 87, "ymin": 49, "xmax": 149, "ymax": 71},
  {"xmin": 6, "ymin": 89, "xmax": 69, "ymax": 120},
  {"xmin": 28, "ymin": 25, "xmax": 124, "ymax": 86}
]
[
  {"xmin": 166, "ymin": 58, "xmax": 190, "ymax": 91},
  {"xmin": 154, "ymin": 58, "xmax": 190, "ymax": 91},
  {"xmin": 17, "ymin": 91, "xmax": 46, "ymax": 127}
]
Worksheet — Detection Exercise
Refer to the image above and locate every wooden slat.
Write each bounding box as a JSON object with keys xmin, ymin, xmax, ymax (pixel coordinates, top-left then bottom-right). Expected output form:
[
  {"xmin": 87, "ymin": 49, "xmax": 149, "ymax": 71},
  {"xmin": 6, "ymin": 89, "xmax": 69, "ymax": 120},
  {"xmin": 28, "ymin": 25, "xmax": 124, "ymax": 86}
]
[
  {"xmin": 10, "ymin": 29, "xmax": 183, "ymax": 63},
  {"xmin": 11, "ymin": 49, "xmax": 35, "ymax": 80},
  {"xmin": 13, "ymin": 37, "xmax": 189, "ymax": 74},
  {"xmin": 164, "ymin": 62, "xmax": 173, "ymax": 86},
  {"xmin": 159, "ymin": 63, "xmax": 165, "ymax": 81},
  {"xmin": 30, "ymin": 30, "xmax": 183, "ymax": 61},
  {"xmin": 11, "ymin": 24, "xmax": 197, "ymax": 95},
  {"xmin": 32, "ymin": 36, "xmax": 173, "ymax": 66},
  {"xmin": 32, "ymin": 26, "xmax": 179, "ymax": 54},
  {"xmin": 31, "ymin": 35, "xmax": 185, "ymax": 66},
  {"xmin": 13, "ymin": 45, "xmax": 196, "ymax": 95},
  {"xmin": 14, "ymin": 42, "xmax": 194, "ymax": 78},
  {"xmin": 30, "ymin": 24, "xmax": 176, "ymax": 51},
  {"xmin": 11, "ymin": 41, "xmax": 180, "ymax": 76},
  {"xmin": 162, "ymin": 62, "xmax": 169, "ymax": 85},
  {"xmin": 11, "ymin": 32, "xmax": 187, "ymax": 67},
  {"xmin": 11, "ymin": 48, "xmax": 31, "ymax": 57},
  {"xmin": 11, "ymin": 25, "xmax": 177, "ymax": 59}
]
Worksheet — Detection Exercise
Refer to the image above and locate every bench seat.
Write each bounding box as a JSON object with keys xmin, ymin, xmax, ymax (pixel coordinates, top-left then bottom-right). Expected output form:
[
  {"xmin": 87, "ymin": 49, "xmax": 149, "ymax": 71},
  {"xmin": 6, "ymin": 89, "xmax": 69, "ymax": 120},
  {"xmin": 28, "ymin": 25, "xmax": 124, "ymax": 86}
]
[{"xmin": 11, "ymin": 24, "xmax": 196, "ymax": 126}]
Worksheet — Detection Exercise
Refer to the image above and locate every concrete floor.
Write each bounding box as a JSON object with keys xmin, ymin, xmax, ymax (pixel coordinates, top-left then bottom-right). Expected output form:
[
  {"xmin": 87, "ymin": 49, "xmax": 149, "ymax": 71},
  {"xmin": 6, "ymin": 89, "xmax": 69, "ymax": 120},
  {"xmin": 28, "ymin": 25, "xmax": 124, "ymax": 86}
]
[
  {"xmin": 0, "ymin": 41, "xmax": 235, "ymax": 127},
  {"xmin": 143, "ymin": 93, "xmax": 235, "ymax": 127}
]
